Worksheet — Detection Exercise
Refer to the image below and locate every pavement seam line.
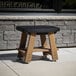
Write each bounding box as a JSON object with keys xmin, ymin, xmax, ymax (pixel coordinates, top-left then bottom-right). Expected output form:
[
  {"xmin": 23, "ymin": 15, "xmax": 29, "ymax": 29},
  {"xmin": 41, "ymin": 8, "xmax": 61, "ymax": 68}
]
[{"xmin": 1, "ymin": 60, "xmax": 20, "ymax": 76}]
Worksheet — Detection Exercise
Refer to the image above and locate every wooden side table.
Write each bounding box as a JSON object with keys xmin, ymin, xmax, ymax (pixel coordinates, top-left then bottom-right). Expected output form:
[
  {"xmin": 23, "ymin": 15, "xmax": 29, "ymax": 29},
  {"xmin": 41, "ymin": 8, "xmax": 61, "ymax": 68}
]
[{"xmin": 16, "ymin": 25, "xmax": 60, "ymax": 63}]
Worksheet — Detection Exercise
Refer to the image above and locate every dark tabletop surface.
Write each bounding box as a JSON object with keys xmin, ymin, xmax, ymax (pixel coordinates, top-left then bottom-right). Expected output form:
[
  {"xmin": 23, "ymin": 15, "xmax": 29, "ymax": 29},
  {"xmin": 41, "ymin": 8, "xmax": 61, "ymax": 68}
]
[{"xmin": 16, "ymin": 25, "xmax": 60, "ymax": 34}]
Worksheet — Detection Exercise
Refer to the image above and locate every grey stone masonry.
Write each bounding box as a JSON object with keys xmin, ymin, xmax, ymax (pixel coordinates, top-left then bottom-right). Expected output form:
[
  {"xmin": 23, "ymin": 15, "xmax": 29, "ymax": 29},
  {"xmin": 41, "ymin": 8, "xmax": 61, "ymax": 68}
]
[
  {"xmin": 4, "ymin": 31, "xmax": 21, "ymax": 40},
  {"xmin": 0, "ymin": 15, "xmax": 76, "ymax": 50}
]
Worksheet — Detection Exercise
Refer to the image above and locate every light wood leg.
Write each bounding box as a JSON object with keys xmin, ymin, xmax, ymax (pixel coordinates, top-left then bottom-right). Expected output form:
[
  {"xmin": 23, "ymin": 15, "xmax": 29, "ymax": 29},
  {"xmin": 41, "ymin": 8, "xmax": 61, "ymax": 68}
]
[
  {"xmin": 40, "ymin": 35, "xmax": 47, "ymax": 48},
  {"xmin": 40, "ymin": 35, "xmax": 48, "ymax": 58},
  {"xmin": 18, "ymin": 32, "xmax": 27, "ymax": 58},
  {"xmin": 19, "ymin": 32, "xmax": 27, "ymax": 49},
  {"xmin": 48, "ymin": 33, "xmax": 58, "ymax": 61},
  {"xmin": 24, "ymin": 33, "xmax": 36, "ymax": 63}
]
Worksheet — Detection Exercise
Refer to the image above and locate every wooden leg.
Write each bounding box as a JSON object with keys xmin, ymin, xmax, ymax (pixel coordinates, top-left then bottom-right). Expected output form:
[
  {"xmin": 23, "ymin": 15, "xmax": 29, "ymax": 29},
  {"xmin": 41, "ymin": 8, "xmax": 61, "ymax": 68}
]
[
  {"xmin": 40, "ymin": 35, "xmax": 47, "ymax": 48},
  {"xmin": 24, "ymin": 33, "xmax": 36, "ymax": 63},
  {"xmin": 18, "ymin": 32, "xmax": 27, "ymax": 59},
  {"xmin": 40, "ymin": 35, "xmax": 48, "ymax": 58},
  {"xmin": 48, "ymin": 33, "xmax": 58, "ymax": 61}
]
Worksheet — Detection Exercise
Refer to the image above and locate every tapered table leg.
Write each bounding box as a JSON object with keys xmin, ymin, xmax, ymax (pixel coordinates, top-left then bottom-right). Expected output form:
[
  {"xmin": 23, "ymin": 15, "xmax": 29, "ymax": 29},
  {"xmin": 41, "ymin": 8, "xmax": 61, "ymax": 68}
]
[
  {"xmin": 24, "ymin": 33, "xmax": 36, "ymax": 63},
  {"xmin": 48, "ymin": 33, "xmax": 58, "ymax": 61},
  {"xmin": 18, "ymin": 32, "xmax": 27, "ymax": 59},
  {"xmin": 40, "ymin": 35, "xmax": 48, "ymax": 58}
]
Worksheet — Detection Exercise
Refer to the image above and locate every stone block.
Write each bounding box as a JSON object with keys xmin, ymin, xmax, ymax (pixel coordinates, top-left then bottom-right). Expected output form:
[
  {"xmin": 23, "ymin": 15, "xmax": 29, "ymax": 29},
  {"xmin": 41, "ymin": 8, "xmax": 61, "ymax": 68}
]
[
  {"xmin": 0, "ymin": 21, "xmax": 14, "ymax": 24},
  {"xmin": 0, "ymin": 24, "xmax": 14, "ymax": 31},
  {"xmin": 65, "ymin": 21, "xmax": 76, "ymax": 26},
  {"xmin": 57, "ymin": 43, "xmax": 67, "ymax": 47},
  {"xmin": 48, "ymin": 21, "xmax": 65, "ymax": 26},
  {"xmin": 35, "ymin": 20, "xmax": 49, "ymax": 25},
  {"xmin": 63, "ymin": 34, "xmax": 74, "ymax": 44},
  {"xmin": 15, "ymin": 21, "xmax": 34, "ymax": 26},
  {"xmin": 47, "ymin": 21, "xmax": 55, "ymax": 26},
  {"xmin": 72, "ymin": 30, "xmax": 76, "ymax": 33},
  {"xmin": 60, "ymin": 30, "xmax": 71, "ymax": 36},
  {"xmin": 67, "ymin": 43, "xmax": 76, "ymax": 47},
  {"xmin": 56, "ymin": 38, "xmax": 63, "ymax": 44},
  {"xmin": 57, "ymin": 25, "xmax": 67, "ymax": 30},
  {"xmin": 4, "ymin": 31, "xmax": 21, "ymax": 40},
  {"xmin": 74, "ymin": 33, "xmax": 76, "ymax": 42},
  {"xmin": 55, "ymin": 33, "xmax": 63, "ymax": 39},
  {"xmin": 67, "ymin": 25, "xmax": 76, "ymax": 30},
  {"xmin": 0, "ymin": 31, "xmax": 3, "ymax": 40},
  {"xmin": 7, "ymin": 41, "xmax": 20, "ymax": 49},
  {"xmin": 0, "ymin": 41, "xmax": 7, "ymax": 49}
]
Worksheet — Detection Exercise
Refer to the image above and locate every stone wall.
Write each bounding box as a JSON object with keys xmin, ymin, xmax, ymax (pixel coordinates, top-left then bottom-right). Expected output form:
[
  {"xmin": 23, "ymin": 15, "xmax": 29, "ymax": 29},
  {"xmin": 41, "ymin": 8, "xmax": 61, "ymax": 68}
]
[{"xmin": 0, "ymin": 16, "xmax": 76, "ymax": 50}]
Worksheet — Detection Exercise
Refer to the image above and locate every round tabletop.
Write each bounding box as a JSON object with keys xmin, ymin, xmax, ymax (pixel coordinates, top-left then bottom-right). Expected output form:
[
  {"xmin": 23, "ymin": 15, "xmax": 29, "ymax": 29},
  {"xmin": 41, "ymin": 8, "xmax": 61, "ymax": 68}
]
[{"xmin": 16, "ymin": 25, "xmax": 60, "ymax": 34}]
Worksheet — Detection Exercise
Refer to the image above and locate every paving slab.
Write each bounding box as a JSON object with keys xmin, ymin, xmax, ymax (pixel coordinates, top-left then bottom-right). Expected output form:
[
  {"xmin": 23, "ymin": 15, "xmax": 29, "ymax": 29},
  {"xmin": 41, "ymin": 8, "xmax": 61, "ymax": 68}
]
[{"xmin": 0, "ymin": 61, "xmax": 18, "ymax": 76}]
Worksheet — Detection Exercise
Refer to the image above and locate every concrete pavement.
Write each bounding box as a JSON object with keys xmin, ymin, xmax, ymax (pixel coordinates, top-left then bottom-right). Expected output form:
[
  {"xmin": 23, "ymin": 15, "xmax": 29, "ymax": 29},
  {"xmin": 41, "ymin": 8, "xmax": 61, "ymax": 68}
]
[{"xmin": 0, "ymin": 48, "xmax": 76, "ymax": 76}]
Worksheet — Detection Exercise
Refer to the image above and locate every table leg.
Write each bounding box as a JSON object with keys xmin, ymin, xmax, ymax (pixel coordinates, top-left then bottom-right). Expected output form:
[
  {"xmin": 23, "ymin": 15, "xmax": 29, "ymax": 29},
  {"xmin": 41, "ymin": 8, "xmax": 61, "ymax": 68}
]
[
  {"xmin": 40, "ymin": 35, "xmax": 48, "ymax": 58},
  {"xmin": 48, "ymin": 33, "xmax": 58, "ymax": 61},
  {"xmin": 24, "ymin": 33, "xmax": 36, "ymax": 63},
  {"xmin": 18, "ymin": 32, "xmax": 27, "ymax": 59}
]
